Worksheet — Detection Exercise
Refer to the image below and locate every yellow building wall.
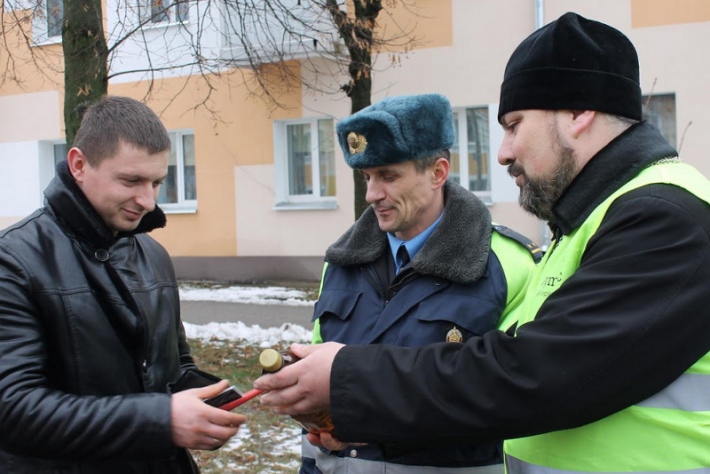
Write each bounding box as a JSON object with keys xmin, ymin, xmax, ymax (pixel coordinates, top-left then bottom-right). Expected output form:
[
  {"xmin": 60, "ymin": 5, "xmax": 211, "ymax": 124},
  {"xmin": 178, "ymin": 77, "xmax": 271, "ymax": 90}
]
[
  {"xmin": 0, "ymin": 23, "xmax": 64, "ymax": 97},
  {"xmin": 0, "ymin": 9, "xmax": 65, "ymax": 130},
  {"xmin": 4, "ymin": 0, "xmax": 709, "ymax": 262},
  {"xmin": 631, "ymin": 0, "xmax": 710, "ymax": 27},
  {"xmin": 0, "ymin": 0, "xmax": 452, "ymax": 256},
  {"xmin": 377, "ymin": 0, "xmax": 452, "ymax": 50},
  {"xmin": 0, "ymin": 1, "xmax": 456, "ymax": 260},
  {"xmin": 110, "ymin": 69, "xmax": 303, "ymax": 257}
]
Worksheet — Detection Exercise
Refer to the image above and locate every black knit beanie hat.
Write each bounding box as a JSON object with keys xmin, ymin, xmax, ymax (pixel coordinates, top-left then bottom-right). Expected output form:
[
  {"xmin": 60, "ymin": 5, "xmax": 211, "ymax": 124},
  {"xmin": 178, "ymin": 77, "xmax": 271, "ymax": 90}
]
[{"xmin": 498, "ymin": 12, "xmax": 642, "ymax": 122}]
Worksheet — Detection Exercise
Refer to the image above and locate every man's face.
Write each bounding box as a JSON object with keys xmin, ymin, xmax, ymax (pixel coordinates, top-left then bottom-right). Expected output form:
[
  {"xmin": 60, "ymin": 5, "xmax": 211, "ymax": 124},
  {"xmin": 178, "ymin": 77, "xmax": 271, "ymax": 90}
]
[
  {"xmin": 69, "ymin": 141, "xmax": 168, "ymax": 235},
  {"xmin": 362, "ymin": 160, "xmax": 443, "ymax": 241},
  {"xmin": 498, "ymin": 110, "xmax": 580, "ymax": 222}
]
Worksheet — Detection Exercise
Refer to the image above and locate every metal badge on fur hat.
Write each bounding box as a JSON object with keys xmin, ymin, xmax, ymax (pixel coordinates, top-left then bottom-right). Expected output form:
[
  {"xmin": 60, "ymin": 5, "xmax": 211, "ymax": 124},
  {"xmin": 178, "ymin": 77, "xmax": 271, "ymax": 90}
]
[
  {"xmin": 336, "ymin": 94, "xmax": 456, "ymax": 169},
  {"xmin": 498, "ymin": 12, "xmax": 642, "ymax": 122}
]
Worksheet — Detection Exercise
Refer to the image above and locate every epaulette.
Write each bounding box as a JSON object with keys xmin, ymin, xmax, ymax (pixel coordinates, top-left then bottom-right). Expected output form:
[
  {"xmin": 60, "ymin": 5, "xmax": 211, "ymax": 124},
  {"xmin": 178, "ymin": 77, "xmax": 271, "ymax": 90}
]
[{"xmin": 492, "ymin": 224, "xmax": 544, "ymax": 263}]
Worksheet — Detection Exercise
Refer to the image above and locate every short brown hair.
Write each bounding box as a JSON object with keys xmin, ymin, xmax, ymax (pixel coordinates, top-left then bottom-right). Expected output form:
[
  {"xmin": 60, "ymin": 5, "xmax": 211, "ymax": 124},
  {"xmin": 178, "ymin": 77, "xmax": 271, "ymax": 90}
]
[
  {"xmin": 72, "ymin": 96, "xmax": 171, "ymax": 166},
  {"xmin": 414, "ymin": 149, "xmax": 450, "ymax": 173}
]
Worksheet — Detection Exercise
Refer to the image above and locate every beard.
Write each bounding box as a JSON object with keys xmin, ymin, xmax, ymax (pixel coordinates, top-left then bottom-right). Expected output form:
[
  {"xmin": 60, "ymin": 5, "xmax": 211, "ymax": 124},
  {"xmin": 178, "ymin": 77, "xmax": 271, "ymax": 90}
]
[{"xmin": 509, "ymin": 142, "xmax": 579, "ymax": 223}]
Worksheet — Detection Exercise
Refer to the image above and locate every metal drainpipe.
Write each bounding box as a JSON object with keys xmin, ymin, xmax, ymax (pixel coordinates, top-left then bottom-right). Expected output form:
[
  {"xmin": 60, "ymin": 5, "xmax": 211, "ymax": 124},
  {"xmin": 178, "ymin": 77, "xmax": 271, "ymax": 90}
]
[
  {"xmin": 535, "ymin": 0, "xmax": 545, "ymax": 29},
  {"xmin": 534, "ymin": 0, "xmax": 552, "ymax": 250}
]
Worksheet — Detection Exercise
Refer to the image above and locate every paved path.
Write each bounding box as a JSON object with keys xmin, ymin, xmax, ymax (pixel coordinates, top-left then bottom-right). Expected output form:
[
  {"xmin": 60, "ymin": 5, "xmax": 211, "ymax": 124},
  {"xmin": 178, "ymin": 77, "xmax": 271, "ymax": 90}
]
[{"xmin": 180, "ymin": 300, "xmax": 315, "ymax": 329}]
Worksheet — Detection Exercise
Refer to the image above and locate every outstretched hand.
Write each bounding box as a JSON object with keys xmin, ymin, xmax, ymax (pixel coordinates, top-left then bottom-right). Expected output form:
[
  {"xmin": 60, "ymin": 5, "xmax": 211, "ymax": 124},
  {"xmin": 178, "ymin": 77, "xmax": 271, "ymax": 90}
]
[
  {"xmin": 171, "ymin": 380, "xmax": 247, "ymax": 450},
  {"xmin": 254, "ymin": 342, "xmax": 344, "ymax": 416}
]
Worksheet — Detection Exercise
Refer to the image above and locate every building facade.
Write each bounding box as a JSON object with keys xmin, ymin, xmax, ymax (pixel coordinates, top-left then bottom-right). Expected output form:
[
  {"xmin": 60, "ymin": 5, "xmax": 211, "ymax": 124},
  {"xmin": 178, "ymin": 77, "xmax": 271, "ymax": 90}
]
[{"xmin": 0, "ymin": 0, "xmax": 708, "ymax": 281}]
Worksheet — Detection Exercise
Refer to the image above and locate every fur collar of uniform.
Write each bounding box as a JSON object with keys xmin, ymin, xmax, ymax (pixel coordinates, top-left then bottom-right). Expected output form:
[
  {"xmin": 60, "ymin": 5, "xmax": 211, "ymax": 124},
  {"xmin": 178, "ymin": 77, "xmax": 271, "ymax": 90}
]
[{"xmin": 325, "ymin": 181, "xmax": 492, "ymax": 284}]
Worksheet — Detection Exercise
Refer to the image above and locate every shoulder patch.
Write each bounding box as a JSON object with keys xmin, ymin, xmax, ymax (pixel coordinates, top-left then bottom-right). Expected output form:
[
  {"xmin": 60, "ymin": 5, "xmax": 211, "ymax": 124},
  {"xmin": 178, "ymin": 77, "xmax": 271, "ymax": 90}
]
[{"xmin": 492, "ymin": 224, "xmax": 544, "ymax": 263}]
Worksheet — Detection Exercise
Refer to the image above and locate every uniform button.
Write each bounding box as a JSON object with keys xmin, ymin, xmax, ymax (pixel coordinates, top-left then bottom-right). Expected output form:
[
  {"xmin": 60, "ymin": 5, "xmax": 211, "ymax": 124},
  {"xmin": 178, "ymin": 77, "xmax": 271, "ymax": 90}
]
[
  {"xmin": 349, "ymin": 449, "xmax": 357, "ymax": 458},
  {"xmin": 94, "ymin": 249, "xmax": 109, "ymax": 261},
  {"xmin": 142, "ymin": 360, "xmax": 148, "ymax": 372}
]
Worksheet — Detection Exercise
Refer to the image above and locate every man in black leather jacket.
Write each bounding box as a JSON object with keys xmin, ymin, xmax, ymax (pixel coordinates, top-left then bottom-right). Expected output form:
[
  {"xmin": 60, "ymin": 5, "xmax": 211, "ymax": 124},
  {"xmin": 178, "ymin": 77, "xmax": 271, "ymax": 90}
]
[{"xmin": 0, "ymin": 96, "xmax": 245, "ymax": 474}]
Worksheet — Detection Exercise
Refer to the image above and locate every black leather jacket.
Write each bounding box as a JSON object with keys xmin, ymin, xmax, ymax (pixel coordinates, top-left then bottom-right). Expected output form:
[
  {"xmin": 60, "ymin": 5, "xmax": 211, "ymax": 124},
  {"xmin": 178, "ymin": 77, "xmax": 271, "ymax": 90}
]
[{"xmin": 0, "ymin": 162, "xmax": 198, "ymax": 473}]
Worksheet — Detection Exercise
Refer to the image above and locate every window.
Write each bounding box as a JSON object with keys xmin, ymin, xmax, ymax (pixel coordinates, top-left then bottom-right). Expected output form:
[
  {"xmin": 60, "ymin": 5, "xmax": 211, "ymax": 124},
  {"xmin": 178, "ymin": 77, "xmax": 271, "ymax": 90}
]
[
  {"xmin": 274, "ymin": 118, "xmax": 336, "ymax": 209},
  {"xmin": 642, "ymin": 93, "xmax": 676, "ymax": 149},
  {"xmin": 53, "ymin": 143, "xmax": 67, "ymax": 166},
  {"xmin": 451, "ymin": 107, "xmax": 491, "ymax": 201},
  {"xmin": 46, "ymin": 0, "xmax": 63, "ymax": 38},
  {"xmin": 32, "ymin": 0, "xmax": 64, "ymax": 44},
  {"xmin": 147, "ymin": 0, "xmax": 189, "ymax": 24},
  {"xmin": 157, "ymin": 131, "xmax": 197, "ymax": 212},
  {"xmin": 36, "ymin": 141, "xmax": 67, "ymax": 204}
]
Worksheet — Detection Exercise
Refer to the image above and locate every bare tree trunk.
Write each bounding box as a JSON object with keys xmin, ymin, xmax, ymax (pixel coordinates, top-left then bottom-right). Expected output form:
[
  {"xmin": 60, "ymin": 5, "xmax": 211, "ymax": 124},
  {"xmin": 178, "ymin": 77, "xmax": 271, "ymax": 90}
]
[
  {"xmin": 348, "ymin": 71, "xmax": 371, "ymax": 219},
  {"xmin": 62, "ymin": 0, "xmax": 108, "ymax": 146},
  {"xmin": 327, "ymin": 0, "xmax": 381, "ymax": 219}
]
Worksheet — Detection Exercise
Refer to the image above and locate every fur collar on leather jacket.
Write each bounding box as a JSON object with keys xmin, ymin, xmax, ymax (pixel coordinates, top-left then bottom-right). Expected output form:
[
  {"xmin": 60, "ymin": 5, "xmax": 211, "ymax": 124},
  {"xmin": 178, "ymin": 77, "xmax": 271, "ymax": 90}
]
[{"xmin": 325, "ymin": 181, "xmax": 491, "ymax": 284}]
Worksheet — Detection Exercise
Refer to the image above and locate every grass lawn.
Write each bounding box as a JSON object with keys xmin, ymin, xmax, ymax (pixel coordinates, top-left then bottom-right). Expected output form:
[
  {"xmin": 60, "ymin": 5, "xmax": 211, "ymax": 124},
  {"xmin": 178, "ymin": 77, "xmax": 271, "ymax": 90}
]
[{"xmin": 188, "ymin": 338, "xmax": 303, "ymax": 473}]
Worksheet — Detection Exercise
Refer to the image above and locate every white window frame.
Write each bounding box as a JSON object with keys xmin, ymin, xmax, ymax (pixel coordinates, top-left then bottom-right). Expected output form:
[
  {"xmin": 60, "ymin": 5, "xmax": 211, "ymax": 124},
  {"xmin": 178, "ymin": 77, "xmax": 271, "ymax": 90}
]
[
  {"xmin": 37, "ymin": 139, "xmax": 67, "ymax": 204},
  {"xmin": 158, "ymin": 129, "xmax": 197, "ymax": 213},
  {"xmin": 451, "ymin": 106, "xmax": 492, "ymax": 204},
  {"xmin": 273, "ymin": 117, "xmax": 337, "ymax": 210}
]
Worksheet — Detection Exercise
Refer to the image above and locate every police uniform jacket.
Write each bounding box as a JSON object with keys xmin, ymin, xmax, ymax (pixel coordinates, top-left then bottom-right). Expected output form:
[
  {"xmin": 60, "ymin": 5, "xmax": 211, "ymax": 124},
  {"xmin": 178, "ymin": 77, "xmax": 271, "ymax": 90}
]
[
  {"xmin": 0, "ymin": 162, "xmax": 198, "ymax": 474},
  {"xmin": 324, "ymin": 121, "xmax": 710, "ymax": 446}
]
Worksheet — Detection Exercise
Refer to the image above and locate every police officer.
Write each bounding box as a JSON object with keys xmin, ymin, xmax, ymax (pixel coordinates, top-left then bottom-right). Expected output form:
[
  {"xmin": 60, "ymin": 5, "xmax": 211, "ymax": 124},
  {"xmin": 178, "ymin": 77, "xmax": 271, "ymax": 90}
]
[{"xmin": 300, "ymin": 93, "xmax": 540, "ymax": 473}]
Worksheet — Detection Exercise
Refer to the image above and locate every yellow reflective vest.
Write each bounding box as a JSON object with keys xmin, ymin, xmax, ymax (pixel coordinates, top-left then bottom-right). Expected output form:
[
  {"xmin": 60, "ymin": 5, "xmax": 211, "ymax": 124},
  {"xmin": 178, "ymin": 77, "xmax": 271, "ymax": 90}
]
[{"xmin": 506, "ymin": 161, "xmax": 710, "ymax": 473}]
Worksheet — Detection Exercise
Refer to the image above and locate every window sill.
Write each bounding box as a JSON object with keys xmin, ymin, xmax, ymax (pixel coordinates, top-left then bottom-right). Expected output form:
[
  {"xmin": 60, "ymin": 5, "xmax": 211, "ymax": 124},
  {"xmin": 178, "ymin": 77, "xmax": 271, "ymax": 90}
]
[
  {"xmin": 160, "ymin": 204, "xmax": 197, "ymax": 214},
  {"xmin": 33, "ymin": 36, "xmax": 62, "ymax": 47},
  {"xmin": 273, "ymin": 201, "xmax": 338, "ymax": 211},
  {"xmin": 144, "ymin": 20, "xmax": 189, "ymax": 30}
]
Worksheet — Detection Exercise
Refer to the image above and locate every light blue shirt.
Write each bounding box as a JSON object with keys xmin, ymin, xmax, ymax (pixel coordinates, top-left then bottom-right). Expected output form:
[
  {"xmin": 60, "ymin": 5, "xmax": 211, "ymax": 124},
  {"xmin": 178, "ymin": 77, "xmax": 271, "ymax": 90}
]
[{"xmin": 387, "ymin": 212, "xmax": 445, "ymax": 274}]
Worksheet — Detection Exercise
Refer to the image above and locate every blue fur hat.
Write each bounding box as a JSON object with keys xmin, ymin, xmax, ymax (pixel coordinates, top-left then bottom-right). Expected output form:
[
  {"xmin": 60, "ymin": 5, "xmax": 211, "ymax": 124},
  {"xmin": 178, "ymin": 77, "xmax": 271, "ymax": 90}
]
[{"xmin": 336, "ymin": 93, "xmax": 456, "ymax": 169}]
